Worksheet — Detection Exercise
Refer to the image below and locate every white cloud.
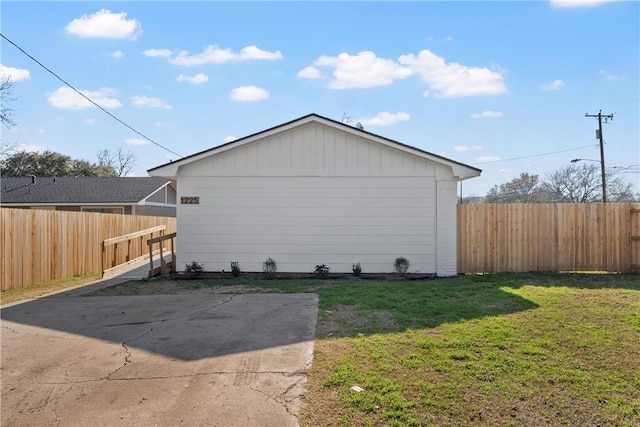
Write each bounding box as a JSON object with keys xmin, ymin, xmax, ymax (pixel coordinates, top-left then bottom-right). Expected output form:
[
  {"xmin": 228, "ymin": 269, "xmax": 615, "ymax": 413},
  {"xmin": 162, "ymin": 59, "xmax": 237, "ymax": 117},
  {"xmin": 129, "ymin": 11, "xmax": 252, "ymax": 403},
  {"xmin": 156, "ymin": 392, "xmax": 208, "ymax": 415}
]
[
  {"xmin": 599, "ymin": 70, "xmax": 619, "ymax": 81},
  {"xmin": 176, "ymin": 73, "xmax": 209, "ymax": 84},
  {"xmin": 48, "ymin": 86, "xmax": 122, "ymax": 110},
  {"xmin": 224, "ymin": 136, "xmax": 238, "ymax": 143},
  {"xmin": 297, "ymin": 66, "xmax": 324, "ymax": 79},
  {"xmin": 170, "ymin": 45, "xmax": 282, "ymax": 66},
  {"xmin": 15, "ymin": 143, "xmax": 45, "ymax": 153},
  {"xmin": 0, "ymin": 64, "xmax": 31, "ymax": 81},
  {"xmin": 143, "ymin": 48, "xmax": 173, "ymax": 57},
  {"xmin": 229, "ymin": 85, "xmax": 270, "ymax": 102},
  {"xmin": 110, "ymin": 51, "xmax": 124, "ymax": 59},
  {"xmin": 313, "ymin": 51, "xmax": 413, "ymax": 89},
  {"xmin": 131, "ymin": 95, "xmax": 172, "ymax": 110},
  {"xmin": 455, "ymin": 145, "xmax": 483, "ymax": 151},
  {"xmin": 542, "ymin": 79, "xmax": 565, "ymax": 90},
  {"xmin": 550, "ymin": 0, "xmax": 618, "ymax": 8},
  {"xmin": 65, "ymin": 9, "xmax": 141, "ymax": 40},
  {"xmin": 476, "ymin": 156, "xmax": 501, "ymax": 163},
  {"xmin": 357, "ymin": 112, "xmax": 410, "ymax": 126},
  {"xmin": 125, "ymin": 138, "xmax": 149, "ymax": 145},
  {"xmin": 470, "ymin": 110, "xmax": 503, "ymax": 119},
  {"xmin": 399, "ymin": 50, "xmax": 507, "ymax": 98}
]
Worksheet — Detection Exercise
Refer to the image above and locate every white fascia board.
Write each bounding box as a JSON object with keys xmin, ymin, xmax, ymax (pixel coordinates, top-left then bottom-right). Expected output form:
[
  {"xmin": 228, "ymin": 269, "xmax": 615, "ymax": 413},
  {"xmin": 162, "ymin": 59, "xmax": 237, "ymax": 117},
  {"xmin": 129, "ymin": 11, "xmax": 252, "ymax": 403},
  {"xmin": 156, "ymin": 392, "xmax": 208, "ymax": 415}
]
[
  {"xmin": 1, "ymin": 202, "xmax": 136, "ymax": 207},
  {"xmin": 148, "ymin": 114, "xmax": 481, "ymax": 180},
  {"xmin": 315, "ymin": 117, "xmax": 482, "ymax": 180},
  {"xmin": 148, "ymin": 116, "xmax": 319, "ymax": 179}
]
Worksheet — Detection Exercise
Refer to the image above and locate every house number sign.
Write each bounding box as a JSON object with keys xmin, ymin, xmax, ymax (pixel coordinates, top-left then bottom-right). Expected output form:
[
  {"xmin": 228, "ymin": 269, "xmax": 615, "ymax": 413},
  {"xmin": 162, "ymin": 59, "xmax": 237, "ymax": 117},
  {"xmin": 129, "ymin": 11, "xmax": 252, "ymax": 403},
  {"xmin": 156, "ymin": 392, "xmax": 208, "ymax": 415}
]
[{"xmin": 180, "ymin": 196, "xmax": 200, "ymax": 204}]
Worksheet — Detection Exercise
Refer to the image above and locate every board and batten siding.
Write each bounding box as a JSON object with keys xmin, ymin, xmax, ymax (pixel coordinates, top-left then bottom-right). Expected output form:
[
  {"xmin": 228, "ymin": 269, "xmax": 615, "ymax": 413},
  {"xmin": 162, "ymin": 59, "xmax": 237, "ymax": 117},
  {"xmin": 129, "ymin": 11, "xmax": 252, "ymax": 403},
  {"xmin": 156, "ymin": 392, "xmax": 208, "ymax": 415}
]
[{"xmin": 175, "ymin": 122, "xmax": 459, "ymax": 274}]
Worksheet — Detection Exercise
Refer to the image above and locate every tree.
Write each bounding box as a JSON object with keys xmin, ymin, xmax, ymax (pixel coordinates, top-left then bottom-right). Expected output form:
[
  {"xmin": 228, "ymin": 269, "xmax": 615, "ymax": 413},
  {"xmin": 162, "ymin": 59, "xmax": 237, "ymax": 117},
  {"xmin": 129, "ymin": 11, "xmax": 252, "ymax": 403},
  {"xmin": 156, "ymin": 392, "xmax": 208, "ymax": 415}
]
[
  {"xmin": 543, "ymin": 163, "xmax": 637, "ymax": 203},
  {"xmin": 484, "ymin": 172, "xmax": 552, "ymax": 203},
  {"xmin": 97, "ymin": 148, "xmax": 137, "ymax": 176},
  {"xmin": 1, "ymin": 75, "xmax": 17, "ymax": 129},
  {"xmin": 485, "ymin": 165, "xmax": 638, "ymax": 203},
  {"xmin": 1, "ymin": 150, "xmax": 117, "ymax": 177},
  {"xmin": 1, "ymin": 75, "xmax": 19, "ymax": 158}
]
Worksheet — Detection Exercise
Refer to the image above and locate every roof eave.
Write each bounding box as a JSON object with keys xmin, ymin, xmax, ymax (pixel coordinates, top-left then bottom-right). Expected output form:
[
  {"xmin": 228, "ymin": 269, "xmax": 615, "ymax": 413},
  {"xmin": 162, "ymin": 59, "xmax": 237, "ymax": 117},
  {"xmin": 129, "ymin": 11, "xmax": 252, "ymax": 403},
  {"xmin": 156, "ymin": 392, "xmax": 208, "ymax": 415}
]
[{"xmin": 147, "ymin": 113, "xmax": 482, "ymax": 179}]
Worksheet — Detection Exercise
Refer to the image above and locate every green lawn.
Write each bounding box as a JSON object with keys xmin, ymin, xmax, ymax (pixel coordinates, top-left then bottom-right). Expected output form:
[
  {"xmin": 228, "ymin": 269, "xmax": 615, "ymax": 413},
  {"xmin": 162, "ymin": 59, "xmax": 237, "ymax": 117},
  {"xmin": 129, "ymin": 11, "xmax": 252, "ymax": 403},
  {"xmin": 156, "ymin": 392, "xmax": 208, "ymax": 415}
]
[{"xmin": 300, "ymin": 273, "xmax": 640, "ymax": 426}]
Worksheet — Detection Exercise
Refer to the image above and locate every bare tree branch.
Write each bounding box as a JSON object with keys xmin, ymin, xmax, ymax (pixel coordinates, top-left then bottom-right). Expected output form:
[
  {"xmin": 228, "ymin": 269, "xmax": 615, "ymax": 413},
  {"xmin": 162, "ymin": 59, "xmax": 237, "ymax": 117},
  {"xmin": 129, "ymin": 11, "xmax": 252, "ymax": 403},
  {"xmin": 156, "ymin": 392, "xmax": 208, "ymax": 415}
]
[
  {"xmin": 0, "ymin": 75, "xmax": 17, "ymax": 129},
  {"xmin": 97, "ymin": 148, "xmax": 137, "ymax": 176}
]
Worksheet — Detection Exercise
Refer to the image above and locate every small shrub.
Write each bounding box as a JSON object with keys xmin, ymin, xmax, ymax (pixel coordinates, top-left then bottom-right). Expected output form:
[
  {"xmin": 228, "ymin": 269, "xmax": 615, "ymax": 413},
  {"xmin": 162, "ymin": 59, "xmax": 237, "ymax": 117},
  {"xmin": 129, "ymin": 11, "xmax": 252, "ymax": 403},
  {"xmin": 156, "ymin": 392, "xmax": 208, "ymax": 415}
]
[
  {"xmin": 352, "ymin": 262, "xmax": 362, "ymax": 276},
  {"xmin": 394, "ymin": 257, "xmax": 410, "ymax": 275},
  {"xmin": 262, "ymin": 257, "xmax": 277, "ymax": 275},
  {"xmin": 314, "ymin": 264, "xmax": 330, "ymax": 276},
  {"xmin": 230, "ymin": 261, "xmax": 241, "ymax": 277},
  {"xmin": 185, "ymin": 261, "xmax": 204, "ymax": 276}
]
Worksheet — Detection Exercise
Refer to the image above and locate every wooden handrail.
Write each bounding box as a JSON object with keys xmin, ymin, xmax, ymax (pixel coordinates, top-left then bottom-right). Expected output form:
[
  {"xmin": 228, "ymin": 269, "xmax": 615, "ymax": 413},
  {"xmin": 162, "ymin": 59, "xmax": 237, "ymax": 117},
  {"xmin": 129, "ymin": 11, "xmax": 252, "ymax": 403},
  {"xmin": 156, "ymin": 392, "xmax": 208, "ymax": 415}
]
[
  {"xmin": 103, "ymin": 225, "xmax": 166, "ymax": 246},
  {"xmin": 147, "ymin": 232, "xmax": 177, "ymax": 277},
  {"xmin": 147, "ymin": 232, "xmax": 176, "ymax": 245},
  {"xmin": 102, "ymin": 225, "xmax": 168, "ymax": 276}
]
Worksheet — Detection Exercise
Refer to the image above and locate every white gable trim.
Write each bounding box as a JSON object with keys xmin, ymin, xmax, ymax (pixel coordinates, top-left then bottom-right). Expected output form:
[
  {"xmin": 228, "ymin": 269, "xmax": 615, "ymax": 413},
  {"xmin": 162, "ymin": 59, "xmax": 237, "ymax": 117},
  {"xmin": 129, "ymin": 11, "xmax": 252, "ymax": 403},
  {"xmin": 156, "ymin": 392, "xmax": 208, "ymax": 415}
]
[{"xmin": 149, "ymin": 114, "xmax": 481, "ymax": 180}]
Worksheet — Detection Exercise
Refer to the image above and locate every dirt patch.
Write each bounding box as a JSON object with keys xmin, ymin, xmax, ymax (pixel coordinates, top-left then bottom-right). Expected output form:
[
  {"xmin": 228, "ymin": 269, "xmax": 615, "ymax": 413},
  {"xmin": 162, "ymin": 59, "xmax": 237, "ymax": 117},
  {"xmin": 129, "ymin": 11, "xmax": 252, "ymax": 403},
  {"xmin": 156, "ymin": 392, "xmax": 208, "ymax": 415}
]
[
  {"xmin": 87, "ymin": 280, "xmax": 267, "ymax": 296},
  {"xmin": 316, "ymin": 305, "xmax": 401, "ymax": 338}
]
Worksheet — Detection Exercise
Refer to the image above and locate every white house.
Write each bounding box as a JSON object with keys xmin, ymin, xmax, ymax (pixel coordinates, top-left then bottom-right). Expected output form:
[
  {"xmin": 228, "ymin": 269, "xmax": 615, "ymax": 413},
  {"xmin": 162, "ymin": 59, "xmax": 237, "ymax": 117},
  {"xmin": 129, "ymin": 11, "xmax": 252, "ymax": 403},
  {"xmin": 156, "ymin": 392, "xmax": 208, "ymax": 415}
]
[{"xmin": 148, "ymin": 114, "xmax": 480, "ymax": 276}]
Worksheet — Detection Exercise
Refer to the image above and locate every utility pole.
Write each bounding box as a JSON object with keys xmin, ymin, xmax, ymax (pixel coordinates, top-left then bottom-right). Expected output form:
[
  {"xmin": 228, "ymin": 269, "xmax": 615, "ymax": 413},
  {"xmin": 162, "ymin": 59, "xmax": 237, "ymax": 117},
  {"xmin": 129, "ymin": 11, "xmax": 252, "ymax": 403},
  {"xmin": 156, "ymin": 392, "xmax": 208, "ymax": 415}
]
[{"xmin": 585, "ymin": 110, "xmax": 613, "ymax": 203}]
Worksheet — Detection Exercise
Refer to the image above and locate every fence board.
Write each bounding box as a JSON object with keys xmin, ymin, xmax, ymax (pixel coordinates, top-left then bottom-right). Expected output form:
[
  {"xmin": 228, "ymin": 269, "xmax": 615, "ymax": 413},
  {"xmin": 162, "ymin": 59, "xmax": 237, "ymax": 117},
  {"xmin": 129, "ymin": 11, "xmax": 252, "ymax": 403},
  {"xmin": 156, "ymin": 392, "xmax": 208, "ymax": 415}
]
[
  {"xmin": 1, "ymin": 208, "xmax": 176, "ymax": 291},
  {"xmin": 458, "ymin": 203, "xmax": 639, "ymax": 273}
]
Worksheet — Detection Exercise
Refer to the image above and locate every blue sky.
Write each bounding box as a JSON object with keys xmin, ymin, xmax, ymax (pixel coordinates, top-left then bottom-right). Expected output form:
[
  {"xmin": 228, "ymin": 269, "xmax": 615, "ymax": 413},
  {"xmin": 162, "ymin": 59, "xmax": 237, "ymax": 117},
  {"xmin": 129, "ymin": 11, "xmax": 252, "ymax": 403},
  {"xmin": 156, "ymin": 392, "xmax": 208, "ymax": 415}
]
[{"xmin": 1, "ymin": 0, "xmax": 638, "ymax": 197}]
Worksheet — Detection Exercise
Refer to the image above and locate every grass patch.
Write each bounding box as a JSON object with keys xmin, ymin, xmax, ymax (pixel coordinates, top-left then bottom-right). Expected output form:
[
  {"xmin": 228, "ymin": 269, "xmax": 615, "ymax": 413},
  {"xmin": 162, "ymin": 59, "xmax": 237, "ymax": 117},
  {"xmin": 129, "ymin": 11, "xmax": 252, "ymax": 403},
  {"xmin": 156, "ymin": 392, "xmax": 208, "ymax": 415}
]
[
  {"xmin": 1, "ymin": 272, "xmax": 102, "ymax": 306},
  {"xmin": 87, "ymin": 272, "xmax": 640, "ymax": 426},
  {"xmin": 300, "ymin": 273, "xmax": 640, "ymax": 426}
]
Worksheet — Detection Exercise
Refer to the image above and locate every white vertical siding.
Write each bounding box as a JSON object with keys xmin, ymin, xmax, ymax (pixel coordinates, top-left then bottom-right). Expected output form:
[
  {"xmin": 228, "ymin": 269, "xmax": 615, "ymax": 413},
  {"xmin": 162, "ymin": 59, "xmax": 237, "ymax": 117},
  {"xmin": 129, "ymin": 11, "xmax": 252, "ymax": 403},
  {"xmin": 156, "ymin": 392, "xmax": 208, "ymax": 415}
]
[
  {"xmin": 176, "ymin": 121, "xmax": 456, "ymax": 274},
  {"xmin": 436, "ymin": 180, "xmax": 459, "ymax": 276}
]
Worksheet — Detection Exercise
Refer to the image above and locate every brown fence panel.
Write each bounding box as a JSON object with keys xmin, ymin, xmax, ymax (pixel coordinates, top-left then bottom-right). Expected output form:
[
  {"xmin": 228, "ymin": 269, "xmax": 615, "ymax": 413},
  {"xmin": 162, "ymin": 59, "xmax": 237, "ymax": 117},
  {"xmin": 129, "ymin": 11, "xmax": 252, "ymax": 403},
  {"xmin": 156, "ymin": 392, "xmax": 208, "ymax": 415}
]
[
  {"xmin": 457, "ymin": 203, "xmax": 639, "ymax": 274},
  {"xmin": 1, "ymin": 208, "xmax": 176, "ymax": 291}
]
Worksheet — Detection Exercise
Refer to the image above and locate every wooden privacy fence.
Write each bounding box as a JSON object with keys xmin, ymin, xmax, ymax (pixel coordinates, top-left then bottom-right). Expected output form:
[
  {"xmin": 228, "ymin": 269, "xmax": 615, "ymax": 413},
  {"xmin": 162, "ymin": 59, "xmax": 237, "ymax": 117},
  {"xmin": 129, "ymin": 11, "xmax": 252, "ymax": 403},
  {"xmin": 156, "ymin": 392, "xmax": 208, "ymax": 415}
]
[
  {"xmin": 1, "ymin": 208, "xmax": 176, "ymax": 291},
  {"xmin": 457, "ymin": 203, "xmax": 640, "ymax": 274}
]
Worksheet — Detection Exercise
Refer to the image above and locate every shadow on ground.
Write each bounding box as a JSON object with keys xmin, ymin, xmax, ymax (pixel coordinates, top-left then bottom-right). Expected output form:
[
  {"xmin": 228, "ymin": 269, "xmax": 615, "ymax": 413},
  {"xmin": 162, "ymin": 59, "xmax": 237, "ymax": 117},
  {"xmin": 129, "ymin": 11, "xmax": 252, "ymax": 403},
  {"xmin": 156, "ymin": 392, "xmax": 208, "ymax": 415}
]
[{"xmin": 1, "ymin": 292, "xmax": 318, "ymax": 361}]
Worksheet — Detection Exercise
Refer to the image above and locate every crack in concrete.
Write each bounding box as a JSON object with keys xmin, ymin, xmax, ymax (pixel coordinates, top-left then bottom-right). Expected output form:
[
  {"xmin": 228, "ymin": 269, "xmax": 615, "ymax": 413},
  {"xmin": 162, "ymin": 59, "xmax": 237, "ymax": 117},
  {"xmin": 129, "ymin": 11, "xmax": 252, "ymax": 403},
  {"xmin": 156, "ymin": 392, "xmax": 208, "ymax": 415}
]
[
  {"xmin": 6, "ymin": 370, "xmax": 302, "ymax": 386},
  {"xmin": 1, "ymin": 325, "xmax": 20, "ymax": 334},
  {"xmin": 241, "ymin": 372, "xmax": 307, "ymax": 419},
  {"xmin": 104, "ymin": 296, "xmax": 235, "ymax": 380},
  {"xmin": 104, "ymin": 295, "xmax": 235, "ymax": 327}
]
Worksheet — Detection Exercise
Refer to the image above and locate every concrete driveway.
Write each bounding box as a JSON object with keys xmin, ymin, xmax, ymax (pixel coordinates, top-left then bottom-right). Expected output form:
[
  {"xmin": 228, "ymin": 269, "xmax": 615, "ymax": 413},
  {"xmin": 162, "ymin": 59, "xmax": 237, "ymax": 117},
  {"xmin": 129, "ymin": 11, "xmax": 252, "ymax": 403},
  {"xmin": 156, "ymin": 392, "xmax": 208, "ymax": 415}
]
[{"xmin": 1, "ymin": 287, "xmax": 318, "ymax": 426}]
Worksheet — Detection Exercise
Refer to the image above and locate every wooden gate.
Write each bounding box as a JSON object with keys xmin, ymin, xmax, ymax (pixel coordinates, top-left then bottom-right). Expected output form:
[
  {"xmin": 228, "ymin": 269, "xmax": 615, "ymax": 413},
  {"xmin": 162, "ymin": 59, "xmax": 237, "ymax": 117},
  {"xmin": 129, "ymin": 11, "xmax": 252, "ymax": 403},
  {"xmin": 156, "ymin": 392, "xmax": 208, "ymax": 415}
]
[{"xmin": 632, "ymin": 207, "xmax": 640, "ymax": 272}]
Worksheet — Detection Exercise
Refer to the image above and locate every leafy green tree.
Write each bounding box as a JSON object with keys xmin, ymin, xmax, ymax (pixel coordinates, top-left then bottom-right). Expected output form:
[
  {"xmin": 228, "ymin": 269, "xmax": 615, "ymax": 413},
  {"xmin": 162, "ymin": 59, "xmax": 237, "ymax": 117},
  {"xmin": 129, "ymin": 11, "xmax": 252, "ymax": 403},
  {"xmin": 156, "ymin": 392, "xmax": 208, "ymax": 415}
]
[
  {"xmin": 1, "ymin": 150, "xmax": 117, "ymax": 177},
  {"xmin": 485, "ymin": 172, "xmax": 552, "ymax": 203}
]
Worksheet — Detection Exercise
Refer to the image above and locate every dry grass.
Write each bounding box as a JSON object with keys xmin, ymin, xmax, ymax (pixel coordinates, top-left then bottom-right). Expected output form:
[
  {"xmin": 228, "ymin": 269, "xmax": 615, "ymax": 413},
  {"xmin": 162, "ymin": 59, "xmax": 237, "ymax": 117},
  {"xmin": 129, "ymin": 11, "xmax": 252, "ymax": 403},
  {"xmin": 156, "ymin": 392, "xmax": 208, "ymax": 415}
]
[{"xmin": 0, "ymin": 272, "xmax": 102, "ymax": 306}]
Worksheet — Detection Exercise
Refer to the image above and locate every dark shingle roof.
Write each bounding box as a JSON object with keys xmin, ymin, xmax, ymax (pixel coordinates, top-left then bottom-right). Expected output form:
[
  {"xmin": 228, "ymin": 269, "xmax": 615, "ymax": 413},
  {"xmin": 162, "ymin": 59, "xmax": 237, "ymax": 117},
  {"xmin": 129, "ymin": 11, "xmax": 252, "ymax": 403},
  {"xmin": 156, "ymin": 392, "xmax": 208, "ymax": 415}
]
[{"xmin": 1, "ymin": 177, "xmax": 170, "ymax": 204}]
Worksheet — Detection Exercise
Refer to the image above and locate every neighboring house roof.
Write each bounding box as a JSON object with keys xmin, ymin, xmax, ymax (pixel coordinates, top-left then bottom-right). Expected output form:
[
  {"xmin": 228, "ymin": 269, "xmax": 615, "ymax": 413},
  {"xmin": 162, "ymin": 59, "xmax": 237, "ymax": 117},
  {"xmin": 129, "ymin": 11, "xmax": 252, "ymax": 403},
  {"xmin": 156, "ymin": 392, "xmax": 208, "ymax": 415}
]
[
  {"xmin": 148, "ymin": 113, "xmax": 482, "ymax": 180},
  {"xmin": 1, "ymin": 177, "xmax": 173, "ymax": 205}
]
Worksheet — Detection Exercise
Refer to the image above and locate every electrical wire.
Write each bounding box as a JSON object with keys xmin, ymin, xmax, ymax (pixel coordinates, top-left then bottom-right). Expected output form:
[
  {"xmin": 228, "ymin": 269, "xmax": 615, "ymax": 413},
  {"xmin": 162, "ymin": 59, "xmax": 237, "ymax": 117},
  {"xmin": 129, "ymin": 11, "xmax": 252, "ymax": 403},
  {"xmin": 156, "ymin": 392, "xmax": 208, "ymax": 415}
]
[
  {"xmin": 0, "ymin": 32, "xmax": 182, "ymax": 158},
  {"xmin": 476, "ymin": 144, "xmax": 597, "ymax": 164}
]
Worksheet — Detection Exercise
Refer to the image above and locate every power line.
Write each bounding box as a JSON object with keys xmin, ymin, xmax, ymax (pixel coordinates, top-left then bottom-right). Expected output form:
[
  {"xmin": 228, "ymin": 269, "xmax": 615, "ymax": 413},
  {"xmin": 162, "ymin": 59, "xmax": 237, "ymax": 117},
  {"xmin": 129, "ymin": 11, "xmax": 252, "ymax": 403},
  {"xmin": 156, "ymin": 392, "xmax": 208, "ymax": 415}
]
[
  {"xmin": 0, "ymin": 32, "xmax": 182, "ymax": 158},
  {"xmin": 476, "ymin": 144, "xmax": 597, "ymax": 164}
]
